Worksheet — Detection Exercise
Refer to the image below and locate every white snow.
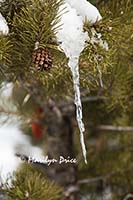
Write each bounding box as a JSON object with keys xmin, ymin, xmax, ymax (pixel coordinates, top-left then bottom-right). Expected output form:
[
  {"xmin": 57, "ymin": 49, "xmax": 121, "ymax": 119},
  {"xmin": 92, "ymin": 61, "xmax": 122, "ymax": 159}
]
[
  {"xmin": 56, "ymin": 3, "xmax": 88, "ymax": 163},
  {"xmin": 0, "ymin": 83, "xmax": 43, "ymax": 184},
  {"xmin": 0, "ymin": 123, "xmax": 43, "ymax": 184},
  {"xmin": 66, "ymin": 0, "xmax": 102, "ymax": 24},
  {"xmin": 0, "ymin": 12, "xmax": 9, "ymax": 35},
  {"xmin": 56, "ymin": 3, "xmax": 88, "ymax": 57},
  {"xmin": 0, "ymin": 82, "xmax": 13, "ymax": 97},
  {"xmin": 90, "ymin": 28, "xmax": 109, "ymax": 51},
  {"xmin": 56, "ymin": 1, "xmax": 102, "ymax": 164}
]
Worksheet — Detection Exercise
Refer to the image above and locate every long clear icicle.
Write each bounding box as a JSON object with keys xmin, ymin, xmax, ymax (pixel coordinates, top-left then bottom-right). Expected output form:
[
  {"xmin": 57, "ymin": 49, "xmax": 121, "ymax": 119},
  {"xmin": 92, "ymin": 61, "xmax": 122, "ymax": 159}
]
[
  {"xmin": 68, "ymin": 57, "xmax": 87, "ymax": 164},
  {"xmin": 55, "ymin": 0, "xmax": 102, "ymax": 164},
  {"xmin": 56, "ymin": 3, "xmax": 88, "ymax": 163}
]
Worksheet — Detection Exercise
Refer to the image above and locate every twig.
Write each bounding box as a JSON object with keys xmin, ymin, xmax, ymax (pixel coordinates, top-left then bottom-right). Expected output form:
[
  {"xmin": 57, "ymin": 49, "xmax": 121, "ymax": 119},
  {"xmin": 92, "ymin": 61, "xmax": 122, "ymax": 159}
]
[
  {"xmin": 78, "ymin": 176, "xmax": 105, "ymax": 185},
  {"xmin": 81, "ymin": 95, "xmax": 106, "ymax": 102},
  {"xmin": 107, "ymin": 146, "xmax": 133, "ymax": 153},
  {"xmin": 78, "ymin": 170, "xmax": 117, "ymax": 185},
  {"xmin": 59, "ymin": 96, "xmax": 106, "ymax": 109},
  {"xmin": 123, "ymin": 194, "xmax": 133, "ymax": 200},
  {"xmin": 60, "ymin": 95, "xmax": 131, "ymax": 110},
  {"xmin": 96, "ymin": 125, "xmax": 133, "ymax": 132},
  {"xmin": 95, "ymin": 57, "xmax": 104, "ymax": 88},
  {"xmin": 78, "ymin": 167, "xmax": 132, "ymax": 186},
  {"xmin": 0, "ymin": 108, "xmax": 19, "ymax": 117}
]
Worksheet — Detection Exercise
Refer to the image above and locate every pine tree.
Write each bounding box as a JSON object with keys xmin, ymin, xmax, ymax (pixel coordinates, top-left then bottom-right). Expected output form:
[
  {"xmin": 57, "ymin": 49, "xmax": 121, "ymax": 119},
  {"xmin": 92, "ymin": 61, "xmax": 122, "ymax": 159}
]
[{"xmin": 0, "ymin": 0, "xmax": 132, "ymax": 199}]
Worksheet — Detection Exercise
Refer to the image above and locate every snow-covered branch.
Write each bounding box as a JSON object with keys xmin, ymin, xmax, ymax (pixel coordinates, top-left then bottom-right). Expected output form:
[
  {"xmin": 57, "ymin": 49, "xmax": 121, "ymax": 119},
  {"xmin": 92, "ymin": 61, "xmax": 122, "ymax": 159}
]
[{"xmin": 0, "ymin": 12, "xmax": 9, "ymax": 35}]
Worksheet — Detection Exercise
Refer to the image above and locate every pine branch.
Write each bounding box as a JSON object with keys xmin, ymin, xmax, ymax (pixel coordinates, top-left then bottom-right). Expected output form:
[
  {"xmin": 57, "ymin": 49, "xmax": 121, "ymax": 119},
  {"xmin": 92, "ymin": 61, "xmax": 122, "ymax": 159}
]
[
  {"xmin": 13, "ymin": 0, "xmax": 64, "ymax": 46},
  {"xmin": 0, "ymin": 0, "xmax": 31, "ymax": 29},
  {"xmin": 5, "ymin": 163, "xmax": 63, "ymax": 200},
  {"xmin": 0, "ymin": 36, "xmax": 12, "ymax": 66},
  {"xmin": 0, "ymin": 0, "xmax": 132, "ymax": 99}
]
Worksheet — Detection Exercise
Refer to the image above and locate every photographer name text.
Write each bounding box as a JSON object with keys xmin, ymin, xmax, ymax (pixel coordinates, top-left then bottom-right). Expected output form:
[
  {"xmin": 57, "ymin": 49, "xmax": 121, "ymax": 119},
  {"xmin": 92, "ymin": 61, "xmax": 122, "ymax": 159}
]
[{"xmin": 28, "ymin": 156, "xmax": 77, "ymax": 166}]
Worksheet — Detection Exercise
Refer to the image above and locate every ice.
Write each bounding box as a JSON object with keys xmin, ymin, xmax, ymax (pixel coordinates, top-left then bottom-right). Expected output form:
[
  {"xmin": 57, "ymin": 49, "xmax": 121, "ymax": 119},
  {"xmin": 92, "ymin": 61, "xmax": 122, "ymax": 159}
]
[
  {"xmin": 68, "ymin": 58, "xmax": 87, "ymax": 164},
  {"xmin": 89, "ymin": 28, "xmax": 109, "ymax": 88},
  {"xmin": 56, "ymin": 3, "xmax": 88, "ymax": 163},
  {"xmin": 56, "ymin": 1, "xmax": 102, "ymax": 163}
]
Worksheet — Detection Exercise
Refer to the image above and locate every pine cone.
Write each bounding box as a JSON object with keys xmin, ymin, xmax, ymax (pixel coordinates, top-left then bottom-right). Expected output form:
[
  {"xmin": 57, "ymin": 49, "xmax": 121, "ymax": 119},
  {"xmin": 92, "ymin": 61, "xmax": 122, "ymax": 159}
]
[{"xmin": 32, "ymin": 48, "xmax": 52, "ymax": 71}]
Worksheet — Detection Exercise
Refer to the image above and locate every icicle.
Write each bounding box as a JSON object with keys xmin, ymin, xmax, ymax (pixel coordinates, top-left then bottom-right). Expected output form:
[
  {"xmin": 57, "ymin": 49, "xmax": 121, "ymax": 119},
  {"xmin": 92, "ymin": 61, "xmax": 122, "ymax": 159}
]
[
  {"xmin": 68, "ymin": 57, "xmax": 87, "ymax": 164},
  {"xmin": 56, "ymin": 1, "xmax": 103, "ymax": 163},
  {"xmin": 56, "ymin": 3, "xmax": 88, "ymax": 163}
]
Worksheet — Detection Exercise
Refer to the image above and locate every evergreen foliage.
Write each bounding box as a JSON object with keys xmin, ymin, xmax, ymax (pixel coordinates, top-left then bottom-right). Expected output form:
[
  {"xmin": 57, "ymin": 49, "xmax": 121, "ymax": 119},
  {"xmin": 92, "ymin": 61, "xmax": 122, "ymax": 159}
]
[
  {"xmin": 3, "ymin": 164, "xmax": 63, "ymax": 200},
  {"xmin": 0, "ymin": 0, "xmax": 31, "ymax": 26},
  {"xmin": 0, "ymin": 0, "xmax": 132, "ymax": 98},
  {"xmin": 0, "ymin": 36, "xmax": 12, "ymax": 66}
]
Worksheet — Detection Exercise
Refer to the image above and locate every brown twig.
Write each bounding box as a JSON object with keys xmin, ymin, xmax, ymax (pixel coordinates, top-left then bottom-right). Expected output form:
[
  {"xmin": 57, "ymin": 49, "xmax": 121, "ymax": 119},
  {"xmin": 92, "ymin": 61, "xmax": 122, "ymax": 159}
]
[
  {"xmin": 96, "ymin": 125, "xmax": 133, "ymax": 132},
  {"xmin": 78, "ymin": 167, "xmax": 133, "ymax": 186}
]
